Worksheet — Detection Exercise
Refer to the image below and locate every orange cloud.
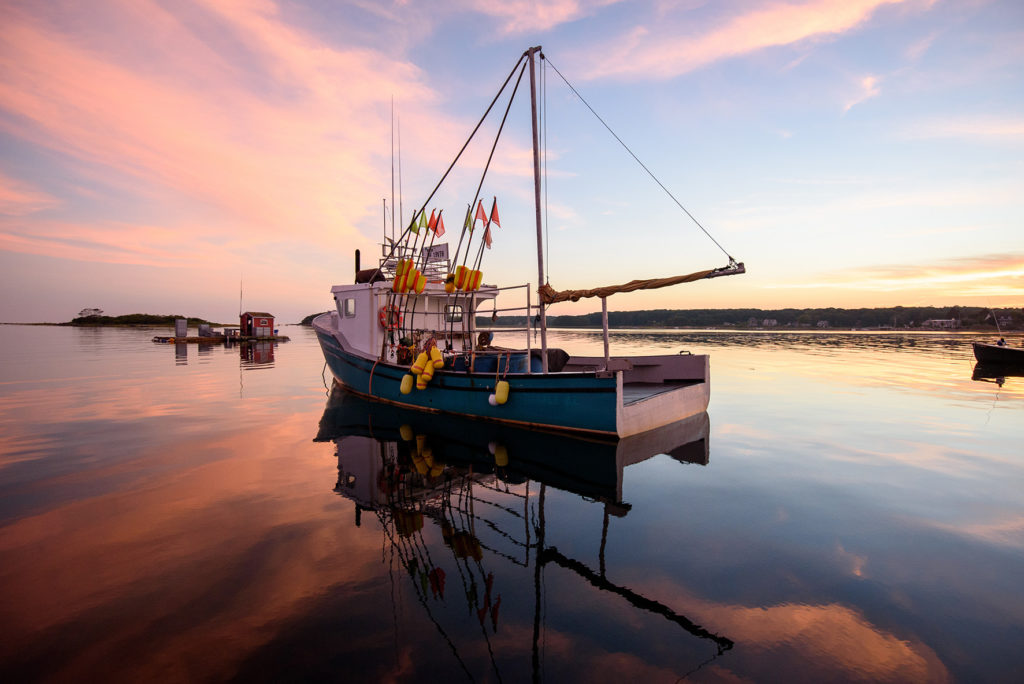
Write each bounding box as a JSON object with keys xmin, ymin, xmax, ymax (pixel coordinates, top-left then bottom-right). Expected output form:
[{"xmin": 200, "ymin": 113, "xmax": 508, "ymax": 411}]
[
  {"xmin": 573, "ymin": 0, "xmax": 916, "ymax": 80},
  {"xmin": 620, "ymin": 576, "xmax": 950, "ymax": 681},
  {"xmin": 767, "ymin": 253, "xmax": 1024, "ymax": 297}
]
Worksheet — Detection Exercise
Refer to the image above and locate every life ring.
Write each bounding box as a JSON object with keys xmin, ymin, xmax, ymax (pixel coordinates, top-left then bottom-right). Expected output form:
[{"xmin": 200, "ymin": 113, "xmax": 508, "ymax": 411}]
[{"xmin": 379, "ymin": 305, "xmax": 402, "ymax": 330}]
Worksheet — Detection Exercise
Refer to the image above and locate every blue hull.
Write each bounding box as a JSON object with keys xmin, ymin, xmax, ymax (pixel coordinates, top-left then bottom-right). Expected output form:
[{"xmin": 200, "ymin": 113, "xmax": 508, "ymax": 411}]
[{"xmin": 316, "ymin": 330, "xmax": 618, "ymax": 434}]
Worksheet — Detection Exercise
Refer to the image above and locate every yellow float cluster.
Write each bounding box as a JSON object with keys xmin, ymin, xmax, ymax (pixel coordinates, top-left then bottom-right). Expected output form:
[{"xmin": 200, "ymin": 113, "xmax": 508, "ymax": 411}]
[
  {"xmin": 401, "ymin": 345, "xmax": 445, "ymax": 393},
  {"xmin": 393, "ymin": 259, "xmax": 426, "ymax": 294},
  {"xmin": 445, "ymin": 265, "xmax": 483, "ymax": 293}
]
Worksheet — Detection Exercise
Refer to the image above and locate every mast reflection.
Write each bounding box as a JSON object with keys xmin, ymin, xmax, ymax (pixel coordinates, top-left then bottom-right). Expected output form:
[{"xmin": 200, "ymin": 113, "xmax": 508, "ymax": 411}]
[{"xmin": 314, "ymin": 384, "xmax": 732, "ymax": 679}]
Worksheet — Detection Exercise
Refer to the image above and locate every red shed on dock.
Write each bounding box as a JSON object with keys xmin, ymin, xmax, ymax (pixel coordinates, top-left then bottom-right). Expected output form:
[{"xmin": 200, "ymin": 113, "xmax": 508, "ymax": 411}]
[{"xmin": 240, "ymin": 311, "xmax": 275, "ymax": 337}]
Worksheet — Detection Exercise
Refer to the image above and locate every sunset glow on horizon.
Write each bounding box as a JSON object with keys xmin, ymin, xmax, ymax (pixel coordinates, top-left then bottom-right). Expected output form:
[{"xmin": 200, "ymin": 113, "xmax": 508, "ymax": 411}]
[{"xmin": 1, "ymin": 0, "xmax": 1022, "ymax": 323}]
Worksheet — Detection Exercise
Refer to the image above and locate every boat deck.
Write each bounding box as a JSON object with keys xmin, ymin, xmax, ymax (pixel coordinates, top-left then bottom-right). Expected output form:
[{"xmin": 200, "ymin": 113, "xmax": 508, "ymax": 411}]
[{"xmin": 622, "ymin": 380, "xmax": 703, "ymax": 406}]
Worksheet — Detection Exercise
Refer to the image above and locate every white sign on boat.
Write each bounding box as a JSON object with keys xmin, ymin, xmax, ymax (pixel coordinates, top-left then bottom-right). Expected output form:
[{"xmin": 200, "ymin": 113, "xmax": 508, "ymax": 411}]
[{"xmin": 425, "ymin": 243, "xmax": 449, "ymax": 261}]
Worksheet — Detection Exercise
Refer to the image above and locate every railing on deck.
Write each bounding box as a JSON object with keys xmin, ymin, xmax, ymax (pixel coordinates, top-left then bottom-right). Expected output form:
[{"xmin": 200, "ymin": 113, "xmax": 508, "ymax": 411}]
[
  {"xmin": 379, "ymin": 282, "xmax": 539, "ymax": 373},
  {"xmin": 472, "ymin": 283, "xmax": 534, "ymax": 373}
]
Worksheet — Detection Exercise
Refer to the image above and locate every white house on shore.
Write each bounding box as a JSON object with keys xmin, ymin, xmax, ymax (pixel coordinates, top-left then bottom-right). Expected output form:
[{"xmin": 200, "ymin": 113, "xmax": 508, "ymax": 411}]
[{"xmin": 921, "ymin": 318, "xmax": 960, "ymax": 329}]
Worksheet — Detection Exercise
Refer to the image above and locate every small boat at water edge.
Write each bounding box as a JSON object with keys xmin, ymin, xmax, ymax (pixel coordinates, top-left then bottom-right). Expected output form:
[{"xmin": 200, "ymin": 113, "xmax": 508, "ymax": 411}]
[
  {"xmin": 313, "ymin": 46, "xmax": 744, "ymax": 437},
  {"xmin": 972, "ymin": 341, "xmax": 1024, "ymax": 365}
]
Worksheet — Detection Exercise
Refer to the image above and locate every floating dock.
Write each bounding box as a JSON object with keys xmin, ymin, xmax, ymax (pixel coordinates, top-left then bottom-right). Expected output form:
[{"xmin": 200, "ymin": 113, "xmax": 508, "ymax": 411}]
[{"xmin": 152, "ymin": 335, "xmax": 289, "ymax": 343}]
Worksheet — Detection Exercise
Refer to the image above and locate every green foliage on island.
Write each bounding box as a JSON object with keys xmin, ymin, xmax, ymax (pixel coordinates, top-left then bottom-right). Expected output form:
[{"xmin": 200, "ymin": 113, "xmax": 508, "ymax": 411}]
[
  {"xmin": 477, "ymin": 306, "xmax": 1022, "ymax": 330},
  {"xmin": 63, "ymin": 313, "xmax": 220, "ymax": 327}
]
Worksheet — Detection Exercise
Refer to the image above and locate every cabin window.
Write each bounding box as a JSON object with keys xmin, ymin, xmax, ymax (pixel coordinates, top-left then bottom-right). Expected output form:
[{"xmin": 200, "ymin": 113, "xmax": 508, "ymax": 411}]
[
  {"xmin": 444, "ymin": 304, "xmax": 463, "ymax": 323},
  {"xmin": 344, "ymin": 298, "xmax": 356, "ymax": 317}
]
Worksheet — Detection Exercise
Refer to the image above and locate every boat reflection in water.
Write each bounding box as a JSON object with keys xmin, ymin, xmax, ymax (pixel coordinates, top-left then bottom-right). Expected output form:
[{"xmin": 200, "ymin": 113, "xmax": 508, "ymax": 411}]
[
  {"xmin": 972, "ymin": 362, "xmax": 1024, "ymax": 387},
  {"xmin": 314, "ymin": 384, "xmax": 731, "ymax": 679}
]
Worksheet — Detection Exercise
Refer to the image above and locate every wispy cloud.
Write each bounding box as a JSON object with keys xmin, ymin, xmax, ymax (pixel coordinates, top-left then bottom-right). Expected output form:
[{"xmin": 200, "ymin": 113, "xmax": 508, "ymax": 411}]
[
  {"xmin": 572, "ymin": 0, "xmax": 916, "ymax": 80},
  {"xmin": 767, "ymin": 253, "xmax": 1024, "ymax": 295},
  {"xmin": 904, "ymin": 116, "xmax": 1024, "ymax": 142},
  {"xmin": 843, "ymin": 75, "xmax": 881, "ymax": 113},
  {"xmin": 0, "ymin": 172, "xmax": 59, "ymax": 216},
  {"xmin": 466, "ymin": 0, "xmax": 623, "ymax": 35},
  {"xmin": 0, "ymin": 0, "xmax": 453, "ymax": 266}
]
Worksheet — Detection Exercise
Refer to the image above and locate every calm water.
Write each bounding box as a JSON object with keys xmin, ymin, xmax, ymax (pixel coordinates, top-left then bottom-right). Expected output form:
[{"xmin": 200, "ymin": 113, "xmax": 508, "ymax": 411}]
[{"xmin": 0, "ymin": 324, "xmax": 1022, "ymax": 682}]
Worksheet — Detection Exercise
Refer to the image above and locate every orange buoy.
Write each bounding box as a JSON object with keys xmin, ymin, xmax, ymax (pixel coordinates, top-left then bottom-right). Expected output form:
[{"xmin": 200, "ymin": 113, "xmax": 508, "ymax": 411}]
[{"xmin": 379, "ymin": 305, "xmax": 402, "ymax": 330}]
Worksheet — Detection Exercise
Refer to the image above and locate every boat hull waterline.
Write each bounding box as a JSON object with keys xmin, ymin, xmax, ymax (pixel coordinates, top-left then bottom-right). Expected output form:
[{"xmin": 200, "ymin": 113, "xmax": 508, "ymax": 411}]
[
  {"xmin": 973, "ymin": 341, "xmax": 1024, "ymax": 366},
  {"xmin": 314, "ymin": 315, "xmax": 710, "ymax": 437}
]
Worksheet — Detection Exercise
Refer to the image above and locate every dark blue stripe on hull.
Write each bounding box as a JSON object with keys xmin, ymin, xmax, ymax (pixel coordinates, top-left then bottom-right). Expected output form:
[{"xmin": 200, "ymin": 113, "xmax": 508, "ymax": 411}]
[{"xmin": 316, "ymin": 331, "xmax": 617, "ymax": 434}]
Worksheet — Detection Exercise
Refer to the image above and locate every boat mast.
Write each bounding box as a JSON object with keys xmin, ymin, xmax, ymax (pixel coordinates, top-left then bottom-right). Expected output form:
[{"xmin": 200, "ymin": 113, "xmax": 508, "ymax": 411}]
[{"xmin": 527, "ymin": 46, "xmax": 549, "ymax": 373}]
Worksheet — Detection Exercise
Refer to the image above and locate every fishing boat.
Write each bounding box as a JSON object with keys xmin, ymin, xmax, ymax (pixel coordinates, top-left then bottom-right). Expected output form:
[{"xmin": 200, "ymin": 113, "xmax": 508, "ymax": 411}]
[
  {"xmin": 972, "ymin": 341, "xmax": 1024, "ymax": 365},
  {"xmin": 313, "ymin": 46, "xmax": 744, "ymax": 437}
]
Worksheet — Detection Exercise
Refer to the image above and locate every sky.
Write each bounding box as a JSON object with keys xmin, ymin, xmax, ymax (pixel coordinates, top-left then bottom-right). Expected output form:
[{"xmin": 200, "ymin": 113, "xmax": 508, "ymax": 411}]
[{"xmin": 0, "ymin": 0, "xmax": 1022, "ymax": 324}]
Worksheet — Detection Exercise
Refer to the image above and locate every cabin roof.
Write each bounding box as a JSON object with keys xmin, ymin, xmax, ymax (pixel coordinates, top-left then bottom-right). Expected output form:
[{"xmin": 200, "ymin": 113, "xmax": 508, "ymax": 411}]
[{"xmin": 242, "ymin": 311, "xmax": 274, "ymax": 317}]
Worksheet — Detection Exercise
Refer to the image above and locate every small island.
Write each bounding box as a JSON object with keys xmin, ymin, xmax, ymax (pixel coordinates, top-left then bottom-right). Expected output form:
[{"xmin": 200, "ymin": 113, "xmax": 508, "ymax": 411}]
[{"xmin": 63, "ymin": 309, "xmax": 224, "ymax": 327}]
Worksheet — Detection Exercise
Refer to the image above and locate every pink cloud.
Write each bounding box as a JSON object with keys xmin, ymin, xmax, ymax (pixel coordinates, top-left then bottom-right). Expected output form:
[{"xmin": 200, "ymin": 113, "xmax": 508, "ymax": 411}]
[
  {"xmin": 0, "ymin": 0, "xmax": 464, "ymax": 268},
  {"xmin": 0, "ymin": 171, "xmax": 59, "ymax": 215},
  {"xmin": 466, "ymin": 0, "xmax": 624, "ymax": 35},
  {"xmin": 843, "ymin": 74, "xmax": 881, "ymax": 112},
  {"xmin": 573, "ymin": 0, "xmax": 917, "ymax": 80}
]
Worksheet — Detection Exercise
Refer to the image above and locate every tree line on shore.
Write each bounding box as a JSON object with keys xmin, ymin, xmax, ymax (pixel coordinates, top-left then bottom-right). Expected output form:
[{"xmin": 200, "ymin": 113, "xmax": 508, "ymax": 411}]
[{"xmin": 477, "ymin": 306, "xmax": 1021, "ymax": 330}]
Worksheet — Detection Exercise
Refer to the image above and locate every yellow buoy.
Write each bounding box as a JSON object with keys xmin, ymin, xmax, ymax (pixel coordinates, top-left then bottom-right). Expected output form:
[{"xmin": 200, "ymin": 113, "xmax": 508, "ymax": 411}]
[
  {"xmin": 400, "ymin": 374, "xmax": 414, "ymax": 394},
  {"xmin": 494, "ymin": 444, "xmax": 508, "ymax": 467},
  {"xmin": 444, "ymin": 273, "xmax": 456, "ymax": 293},
  {"xmin": 414, "ymin": 271, "xmax": 427, "ymax": 293},
  {"xmin": 411, "ymin": 351, "xmax": 429, "ymax": 375},
  {"xmin": 411, "ymin": 452, "xmax": 429, "ymax": 475},
  {"xmin": 454, "ymin": 265, "xmax": 467, "ymax": 290},
  {"xmin": 417, "ymin": 363, "xmax": 434, "ymax": 389},
  {"xmin": 430, "ymin": 346, "xmax": 444, "ymax": 369},
  {"xmin": 495, "ymin": 380, "xmax": 510, "ymax": 405},
  {"xmin": 400, "ymin": 424, "xmax": 414, "ymax": 441},
  {"xmin": 416, "ymin": 434, "xmax": 426, "ymax": 453}
]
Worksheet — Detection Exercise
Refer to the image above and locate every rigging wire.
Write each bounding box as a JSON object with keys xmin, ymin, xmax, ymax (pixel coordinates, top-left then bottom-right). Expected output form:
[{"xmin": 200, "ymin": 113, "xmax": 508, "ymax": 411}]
[
  {"xmin": 370, "ymin": 51, "xmax": 529, "ymax": 283},
  {"xmin": 544, "ymin": 57, "xmax": 736, "ymax": 263},
  {"xmin": 468, "ymin": 61, "xmax": 529, "ymax": 272}
]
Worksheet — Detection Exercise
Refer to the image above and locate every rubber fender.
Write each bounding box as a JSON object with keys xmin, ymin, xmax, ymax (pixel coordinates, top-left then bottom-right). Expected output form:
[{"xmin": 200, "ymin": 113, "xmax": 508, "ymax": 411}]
[{"xmin": 495, "ymin": 380, "xmax": 509, "ymax": 405}]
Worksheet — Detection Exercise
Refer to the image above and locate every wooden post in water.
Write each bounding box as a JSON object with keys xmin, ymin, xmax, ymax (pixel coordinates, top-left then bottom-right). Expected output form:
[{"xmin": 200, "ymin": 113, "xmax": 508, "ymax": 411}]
[{"xmin": 527, "ymin": 46, "xmax": 549, "ymax": 374}]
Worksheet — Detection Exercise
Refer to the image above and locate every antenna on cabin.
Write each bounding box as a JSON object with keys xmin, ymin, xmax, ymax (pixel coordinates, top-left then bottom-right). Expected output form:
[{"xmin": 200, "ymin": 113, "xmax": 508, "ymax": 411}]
[
  {"xmin": 238, "ymin": 275, "xmax": 243, "ymax": 317},
  {"xmin": 391, "ymin": 96, "xmax": 396, "ymax": 244},
  {"xmin": 398, "ymin": 112, "xmax": 404, "ymax": 235}
]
